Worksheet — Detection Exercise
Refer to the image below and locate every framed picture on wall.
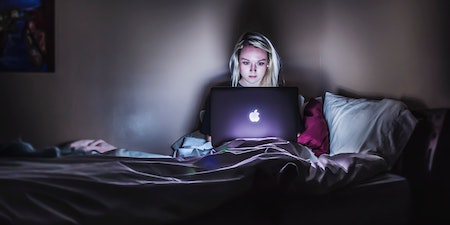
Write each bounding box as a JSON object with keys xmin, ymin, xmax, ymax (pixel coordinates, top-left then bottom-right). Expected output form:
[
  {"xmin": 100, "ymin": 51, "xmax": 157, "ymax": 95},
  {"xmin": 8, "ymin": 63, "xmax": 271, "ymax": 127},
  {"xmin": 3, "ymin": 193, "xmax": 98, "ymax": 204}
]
[{"xmin": 0, "ymin": 0, "xmax": 55, "ymax": 73}]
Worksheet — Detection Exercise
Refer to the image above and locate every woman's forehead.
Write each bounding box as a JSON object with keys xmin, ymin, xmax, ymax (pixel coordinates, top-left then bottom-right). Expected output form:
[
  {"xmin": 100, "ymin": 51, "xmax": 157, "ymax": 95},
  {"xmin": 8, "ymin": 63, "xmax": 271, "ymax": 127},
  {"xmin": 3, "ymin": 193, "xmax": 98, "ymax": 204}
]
[{"xmin": 239, "ymin": 46, "xmax": 268, "ymax": 60}]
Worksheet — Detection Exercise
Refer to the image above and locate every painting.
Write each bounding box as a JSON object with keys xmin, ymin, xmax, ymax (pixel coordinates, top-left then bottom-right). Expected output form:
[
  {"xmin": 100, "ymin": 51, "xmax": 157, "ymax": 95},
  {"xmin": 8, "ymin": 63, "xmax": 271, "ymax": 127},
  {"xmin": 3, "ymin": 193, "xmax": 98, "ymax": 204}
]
[{"xmin": 0, "ymin": 0, "xmax": 54, "ymax": 72}]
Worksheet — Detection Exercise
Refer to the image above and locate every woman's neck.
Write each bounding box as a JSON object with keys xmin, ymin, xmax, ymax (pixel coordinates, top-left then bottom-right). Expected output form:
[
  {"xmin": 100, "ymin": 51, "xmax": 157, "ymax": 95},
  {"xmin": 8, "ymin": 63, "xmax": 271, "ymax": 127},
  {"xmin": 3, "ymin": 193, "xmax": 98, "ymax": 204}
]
[{"xmin": 238, "ymin": 79, "xmax": 261, "ymax": 87}]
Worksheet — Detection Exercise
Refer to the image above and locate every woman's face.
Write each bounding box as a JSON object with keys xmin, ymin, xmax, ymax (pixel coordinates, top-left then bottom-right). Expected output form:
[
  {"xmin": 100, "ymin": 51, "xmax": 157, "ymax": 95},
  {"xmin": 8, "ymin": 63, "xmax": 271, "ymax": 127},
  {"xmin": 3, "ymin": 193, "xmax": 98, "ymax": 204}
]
[{"xmin": 238, "ymin": 45, "xmax": 268, "ymax": 87}]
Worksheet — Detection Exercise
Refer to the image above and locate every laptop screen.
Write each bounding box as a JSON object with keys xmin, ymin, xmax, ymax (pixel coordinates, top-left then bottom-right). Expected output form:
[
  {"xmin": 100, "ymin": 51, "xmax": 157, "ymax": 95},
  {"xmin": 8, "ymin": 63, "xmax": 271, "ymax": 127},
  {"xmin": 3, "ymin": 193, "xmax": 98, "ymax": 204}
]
[{"xmin": 209, "ymin": 87, "xmax": 299, "ymax": 147}]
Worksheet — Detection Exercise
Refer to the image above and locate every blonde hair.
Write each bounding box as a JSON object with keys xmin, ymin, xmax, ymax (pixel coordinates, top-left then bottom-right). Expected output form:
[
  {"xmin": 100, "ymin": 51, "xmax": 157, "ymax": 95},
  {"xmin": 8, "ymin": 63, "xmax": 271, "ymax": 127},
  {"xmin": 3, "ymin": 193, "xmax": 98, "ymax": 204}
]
[{"xmin": 229, "ymin": 32, "xmax": 281, "ymax": 87}]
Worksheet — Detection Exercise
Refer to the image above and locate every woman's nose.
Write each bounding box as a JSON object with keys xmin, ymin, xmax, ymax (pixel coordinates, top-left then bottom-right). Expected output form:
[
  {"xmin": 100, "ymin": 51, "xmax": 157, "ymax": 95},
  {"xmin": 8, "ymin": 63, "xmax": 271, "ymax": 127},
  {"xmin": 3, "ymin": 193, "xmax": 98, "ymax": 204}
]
[{"xmin": 250, "ymin": 63, "xmax": 256, "ymax": 71}]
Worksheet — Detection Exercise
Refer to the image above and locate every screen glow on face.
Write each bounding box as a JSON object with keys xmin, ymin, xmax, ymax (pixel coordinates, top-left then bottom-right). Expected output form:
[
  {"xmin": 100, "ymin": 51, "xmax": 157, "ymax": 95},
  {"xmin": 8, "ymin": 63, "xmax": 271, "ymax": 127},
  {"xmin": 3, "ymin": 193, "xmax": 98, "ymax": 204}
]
[{"xmin": 249, "ymin": 109, "xmax": 260, "ymax": 122}]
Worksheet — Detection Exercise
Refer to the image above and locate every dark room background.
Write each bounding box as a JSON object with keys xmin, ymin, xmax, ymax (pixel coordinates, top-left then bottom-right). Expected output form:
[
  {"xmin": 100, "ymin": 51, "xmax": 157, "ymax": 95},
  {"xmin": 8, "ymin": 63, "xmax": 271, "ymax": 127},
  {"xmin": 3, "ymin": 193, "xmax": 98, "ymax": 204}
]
[{"xmin": 1, "ymin": 0, "xmax": 448, "ymax": 155}]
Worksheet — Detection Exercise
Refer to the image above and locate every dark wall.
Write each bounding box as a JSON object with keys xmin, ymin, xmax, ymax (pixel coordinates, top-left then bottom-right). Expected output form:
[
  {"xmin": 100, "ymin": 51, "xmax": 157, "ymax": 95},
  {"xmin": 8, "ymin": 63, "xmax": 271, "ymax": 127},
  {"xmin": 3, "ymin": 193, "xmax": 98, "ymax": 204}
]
[{"xmin": 0, "ymin": 0, "xmax": 448, "ymax": 154}]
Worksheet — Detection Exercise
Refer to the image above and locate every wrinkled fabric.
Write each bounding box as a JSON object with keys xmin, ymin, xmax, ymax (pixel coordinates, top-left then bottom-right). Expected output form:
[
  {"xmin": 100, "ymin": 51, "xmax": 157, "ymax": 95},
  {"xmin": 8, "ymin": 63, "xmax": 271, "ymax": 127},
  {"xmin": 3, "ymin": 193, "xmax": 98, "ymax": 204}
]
[{"xmin": 0, "ymin": 137, "xmax": 388, "ymax": 225}]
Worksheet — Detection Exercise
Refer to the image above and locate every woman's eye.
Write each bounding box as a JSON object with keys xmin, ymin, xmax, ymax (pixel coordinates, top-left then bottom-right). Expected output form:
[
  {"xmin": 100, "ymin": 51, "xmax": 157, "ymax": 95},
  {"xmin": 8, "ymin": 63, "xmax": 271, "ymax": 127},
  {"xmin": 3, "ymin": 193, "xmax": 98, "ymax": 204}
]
[
  {"xmin": 241, "ymin": 61, "xmax": 249, "ymax": 65},
  {"xmin": 258, "ymin": 62, "xmax": 266, "ymax": 66}
]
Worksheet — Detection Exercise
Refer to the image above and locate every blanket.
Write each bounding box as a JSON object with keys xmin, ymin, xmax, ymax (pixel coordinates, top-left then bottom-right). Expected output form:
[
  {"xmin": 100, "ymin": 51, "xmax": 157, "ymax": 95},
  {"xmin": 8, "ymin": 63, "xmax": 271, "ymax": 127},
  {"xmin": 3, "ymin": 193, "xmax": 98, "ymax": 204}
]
[{"xmin": 0, "ymin": 137, "xmax": 388, "ymax": 225}]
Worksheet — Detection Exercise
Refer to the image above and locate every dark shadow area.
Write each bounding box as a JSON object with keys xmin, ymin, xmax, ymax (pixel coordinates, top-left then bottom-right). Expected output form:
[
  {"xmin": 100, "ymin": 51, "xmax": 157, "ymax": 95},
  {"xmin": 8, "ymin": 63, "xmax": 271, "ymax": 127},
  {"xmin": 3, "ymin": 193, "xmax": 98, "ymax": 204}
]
[
  {"xmin": 281, "ymin": 66, "xmax": 332, "ymax": 100},
  {"xmin": 0, "ymin": 84, "xmax": 26, "ymax": 141},
  {"xmin": 393, "ymin": 108, "xmax": 450, "ymax": 225},
  {"xmin": 438, "ymin": 0, "xmax": 450, "ymax": 96},
  {"xmin": 229, "ymin": 0, "xmax": 278, "ymax": 53},
  {"xmin": 398, "ymin": 96, "xmax": 429, "ymax": 111}
]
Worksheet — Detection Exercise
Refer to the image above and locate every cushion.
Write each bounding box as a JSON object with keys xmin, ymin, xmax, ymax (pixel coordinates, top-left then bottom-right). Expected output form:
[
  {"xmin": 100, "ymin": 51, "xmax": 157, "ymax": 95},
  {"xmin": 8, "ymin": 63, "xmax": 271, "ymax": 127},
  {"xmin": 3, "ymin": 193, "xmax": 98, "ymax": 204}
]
[
  {"xmin": 297, "ymin": 98, "xmax": 330, "ymax": 157},
  {"xmin": 298, "ymin": 94, "xmax": 306, "ymax": 119},
  {"xmin": 323, "ymin": 92, "xmax": 417, "ymax": 168}
]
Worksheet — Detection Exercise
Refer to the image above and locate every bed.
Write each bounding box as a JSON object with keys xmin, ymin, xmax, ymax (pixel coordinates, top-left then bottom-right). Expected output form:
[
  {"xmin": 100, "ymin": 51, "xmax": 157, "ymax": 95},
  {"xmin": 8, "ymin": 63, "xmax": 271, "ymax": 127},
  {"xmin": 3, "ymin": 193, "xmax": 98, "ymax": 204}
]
[{"xmin": 1, "ymin": 92, "xmax": 448, "ymax": 225}]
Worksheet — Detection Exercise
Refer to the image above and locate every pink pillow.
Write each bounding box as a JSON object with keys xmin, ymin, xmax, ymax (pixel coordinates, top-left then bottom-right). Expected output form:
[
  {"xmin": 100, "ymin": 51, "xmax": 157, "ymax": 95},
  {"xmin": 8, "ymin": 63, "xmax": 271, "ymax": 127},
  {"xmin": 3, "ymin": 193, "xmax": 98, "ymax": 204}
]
[{"xmin": 297, "ymin": 98, "xmax": 330, "ymax": 157}]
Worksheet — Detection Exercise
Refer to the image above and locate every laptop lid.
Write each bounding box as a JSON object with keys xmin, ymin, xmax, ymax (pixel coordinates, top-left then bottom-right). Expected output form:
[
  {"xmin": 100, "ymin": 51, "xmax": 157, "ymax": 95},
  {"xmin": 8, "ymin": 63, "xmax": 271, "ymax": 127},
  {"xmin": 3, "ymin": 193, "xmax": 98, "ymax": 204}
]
[{"xmin": 209, "ymin": 87, "xmax": 299, "ymax": 147}]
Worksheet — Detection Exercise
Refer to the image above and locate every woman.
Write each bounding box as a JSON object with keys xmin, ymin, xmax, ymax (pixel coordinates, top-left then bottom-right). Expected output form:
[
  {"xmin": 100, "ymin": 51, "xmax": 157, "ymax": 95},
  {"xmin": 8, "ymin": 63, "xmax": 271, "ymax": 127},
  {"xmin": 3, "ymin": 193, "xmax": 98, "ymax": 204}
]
[
  {"xmin": 228, "ymin": 31, "xmax": 281, "ymax": 87},
  {"xmin": 200, "ymin": 31, "xmax": 286, "ymax": 142}
]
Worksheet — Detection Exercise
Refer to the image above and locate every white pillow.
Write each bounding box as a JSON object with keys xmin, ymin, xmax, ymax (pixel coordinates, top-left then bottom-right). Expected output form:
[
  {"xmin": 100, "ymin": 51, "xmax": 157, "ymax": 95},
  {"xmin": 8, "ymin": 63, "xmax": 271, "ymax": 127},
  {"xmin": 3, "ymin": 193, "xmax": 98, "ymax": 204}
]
[{"xmin": 323, "ymin": 92, "xmax": 417, "ymax": 168}]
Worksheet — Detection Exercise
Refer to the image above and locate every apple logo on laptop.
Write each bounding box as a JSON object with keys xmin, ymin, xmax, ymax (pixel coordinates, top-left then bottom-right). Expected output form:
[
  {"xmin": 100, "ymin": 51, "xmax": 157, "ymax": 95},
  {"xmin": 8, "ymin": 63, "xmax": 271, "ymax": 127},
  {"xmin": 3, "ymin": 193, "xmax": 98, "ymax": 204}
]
[{"xmin": 249, "ymin": 109, "xmax": 260, "ymax": 122}]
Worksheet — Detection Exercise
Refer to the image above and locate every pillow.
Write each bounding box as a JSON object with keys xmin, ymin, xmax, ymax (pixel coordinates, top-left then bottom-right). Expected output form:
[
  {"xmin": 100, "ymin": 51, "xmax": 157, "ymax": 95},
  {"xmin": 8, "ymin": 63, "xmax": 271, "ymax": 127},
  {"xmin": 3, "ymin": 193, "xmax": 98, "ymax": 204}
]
[
  {"xmin": 298, "ymin": 94, "xmax": 306, "ymax": 119},
  {"xmin": 323, "ymin": 92, "xmax": 417, "ymax": 168},
  {"xmin": 297, "ymin": 98, "xmax": 330, "ymax": 157}
]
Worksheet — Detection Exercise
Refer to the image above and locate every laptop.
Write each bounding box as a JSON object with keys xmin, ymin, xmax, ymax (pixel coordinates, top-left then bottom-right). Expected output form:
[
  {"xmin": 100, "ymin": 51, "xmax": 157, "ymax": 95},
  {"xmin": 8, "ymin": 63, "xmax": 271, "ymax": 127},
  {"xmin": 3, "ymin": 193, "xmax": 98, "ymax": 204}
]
[{"xmin": 209, "ymin": 86, "xmax": 300, "ymax": 147}]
